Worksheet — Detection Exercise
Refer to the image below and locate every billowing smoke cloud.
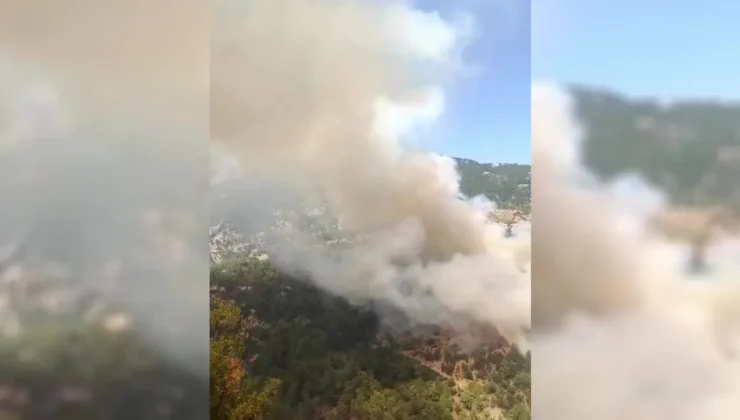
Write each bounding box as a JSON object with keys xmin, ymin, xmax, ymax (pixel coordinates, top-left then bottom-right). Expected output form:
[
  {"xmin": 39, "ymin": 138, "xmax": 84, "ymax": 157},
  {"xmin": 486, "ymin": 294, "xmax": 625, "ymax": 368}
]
[
  {"xmin": 531, "ymin": 82, "xmax": 740, "ymax": 419},
  {"xmin": 0, "ymin": 0, "xmax": 209, "ymax": 375},
  {"xmin": 211, "ymin": 0, "xmax": 530, "ymax": 348}
]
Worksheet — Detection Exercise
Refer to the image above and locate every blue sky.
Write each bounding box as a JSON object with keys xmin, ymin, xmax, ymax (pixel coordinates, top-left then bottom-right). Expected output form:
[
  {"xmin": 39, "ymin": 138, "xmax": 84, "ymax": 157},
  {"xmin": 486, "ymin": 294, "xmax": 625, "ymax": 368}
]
[
  {"xmin": 533, "ymin": 0, "xmax": 740, "ymax": 101},
  {"xmin": 415, "ymin": 0, "xmax": 531, "ymax": 164},
  {"xmin": 407, "ymin": 0, "xmax": 740, "ymax": 164}
]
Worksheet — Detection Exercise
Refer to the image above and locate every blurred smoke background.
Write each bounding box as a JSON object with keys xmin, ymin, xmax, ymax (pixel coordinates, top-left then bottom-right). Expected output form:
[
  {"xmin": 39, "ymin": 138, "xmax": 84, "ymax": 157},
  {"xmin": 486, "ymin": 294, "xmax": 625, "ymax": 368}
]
[
  {"xmin": 0, "ymin": 1, "xmax": 209, "ymax": 419},
  {"xmin": 532, "ymin": 1, "xmax": 740, "ymax": 419}
]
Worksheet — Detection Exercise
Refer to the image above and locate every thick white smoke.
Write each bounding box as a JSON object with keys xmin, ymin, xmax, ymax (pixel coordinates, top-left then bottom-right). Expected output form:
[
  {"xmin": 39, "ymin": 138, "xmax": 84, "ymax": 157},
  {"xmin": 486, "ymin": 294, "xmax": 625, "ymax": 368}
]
[
  {"xmin": 211, "ymin": 0, "xmax": 530, "ymax": 348},
  {"xmin": 531, "ymin": 82, "xmax": 740, "ymax": 419},
  {"xmin": 0, "ymin": 0, "xmax": 209, "ymax": 375}
]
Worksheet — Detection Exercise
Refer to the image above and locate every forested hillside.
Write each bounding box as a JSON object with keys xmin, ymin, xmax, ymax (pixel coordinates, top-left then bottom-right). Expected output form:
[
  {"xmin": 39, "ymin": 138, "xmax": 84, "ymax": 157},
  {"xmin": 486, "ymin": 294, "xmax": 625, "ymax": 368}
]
[
  {"xmin": 210, "ymin": 257, "xmax": 530, "ymax": 420},
  {"xmin": 455, "ymin": 158, "xmax": 531, "ymax": 212},
  {"xmin": 208, "ymin": 156, "xmax": 531, "ymax": 419},
  {"xmin": 572, "ymin": 85, "xmax": 740, "ymax": 211}
]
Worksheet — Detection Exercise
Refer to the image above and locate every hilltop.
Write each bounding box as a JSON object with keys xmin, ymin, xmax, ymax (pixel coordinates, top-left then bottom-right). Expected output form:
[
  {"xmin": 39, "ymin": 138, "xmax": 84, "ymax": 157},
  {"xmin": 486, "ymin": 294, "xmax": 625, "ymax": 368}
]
[
  {"xmin": 454, "ymin": 158, "xmax": 531, "ymax": 213},
  {"xmin": 571, "ymin": 84, "xmax": 740, "ymax": 211}
]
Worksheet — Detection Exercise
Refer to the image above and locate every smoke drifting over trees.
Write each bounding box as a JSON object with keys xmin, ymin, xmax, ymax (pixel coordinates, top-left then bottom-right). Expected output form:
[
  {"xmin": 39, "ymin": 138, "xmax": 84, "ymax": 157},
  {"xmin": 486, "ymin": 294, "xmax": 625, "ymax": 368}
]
[
  {"xmin": 210, "ymin": 0, "xmax": 531, "ymax": 348},
  {"xmin": 531, "ymin": 82, "xmax": 740, "ymax": 420}
]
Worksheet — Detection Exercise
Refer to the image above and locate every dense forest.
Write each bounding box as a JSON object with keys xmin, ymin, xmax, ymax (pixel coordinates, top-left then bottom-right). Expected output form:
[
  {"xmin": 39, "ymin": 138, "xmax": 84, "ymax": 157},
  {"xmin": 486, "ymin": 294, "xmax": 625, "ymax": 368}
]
[
  {"xmin": 571, "ymin": 85, "xmax": 740, "ymax": 211},
  {"xmin": 210, "ymin": 257, "xmax": 530, "ymax": 420}
]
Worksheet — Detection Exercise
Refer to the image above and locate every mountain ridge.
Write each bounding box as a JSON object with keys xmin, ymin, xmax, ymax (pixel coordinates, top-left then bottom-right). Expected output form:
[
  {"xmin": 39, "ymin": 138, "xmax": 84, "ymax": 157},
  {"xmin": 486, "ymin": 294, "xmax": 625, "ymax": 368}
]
[
  {"xmin": 452, "ymin": 157, "xmax": 531, "ymax": 212},
  {"xmin": 569, "ymin": 84, "xmax": 740, "ymax": 211}
]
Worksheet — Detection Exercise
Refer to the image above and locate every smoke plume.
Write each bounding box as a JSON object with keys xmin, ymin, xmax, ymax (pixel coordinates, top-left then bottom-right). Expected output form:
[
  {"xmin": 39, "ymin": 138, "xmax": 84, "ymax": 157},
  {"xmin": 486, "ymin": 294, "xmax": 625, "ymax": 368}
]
[
  {"xmin": 0, "ymin": 0, "xmax": 209, "ymax": 375},
  {"xmin": 211, "ymin": 0, "xmax": 530, "ymax": 348},
  {"xmin": 531, "ymin": 82, "xmax": 740, "ymax": 419}
]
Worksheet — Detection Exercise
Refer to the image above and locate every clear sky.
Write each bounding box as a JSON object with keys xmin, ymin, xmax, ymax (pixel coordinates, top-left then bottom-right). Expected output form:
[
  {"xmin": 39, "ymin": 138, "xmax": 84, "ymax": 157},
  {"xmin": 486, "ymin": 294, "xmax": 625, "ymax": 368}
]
[
  {"xmin": 533, "ymin": 0, "xmax": 740, "ymax": 101},
  {"xmin": 415, "ymin": 0, "xmax": 531, "ymax": 164},
  {"xmin": 398, "ymin": 0, "xmax": 740, "ymax": 164}
]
